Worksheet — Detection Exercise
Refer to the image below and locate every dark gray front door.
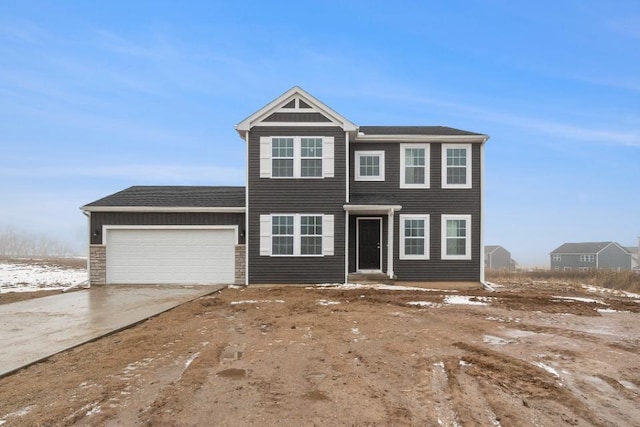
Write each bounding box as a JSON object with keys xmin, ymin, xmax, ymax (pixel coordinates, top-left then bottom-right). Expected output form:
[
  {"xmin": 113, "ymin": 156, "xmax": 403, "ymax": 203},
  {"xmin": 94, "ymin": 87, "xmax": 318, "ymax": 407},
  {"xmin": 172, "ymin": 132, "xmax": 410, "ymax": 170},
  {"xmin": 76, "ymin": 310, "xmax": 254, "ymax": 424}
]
[{"xmin": 358, "ymin": 219, "xmax": 381, "ymax": 270}]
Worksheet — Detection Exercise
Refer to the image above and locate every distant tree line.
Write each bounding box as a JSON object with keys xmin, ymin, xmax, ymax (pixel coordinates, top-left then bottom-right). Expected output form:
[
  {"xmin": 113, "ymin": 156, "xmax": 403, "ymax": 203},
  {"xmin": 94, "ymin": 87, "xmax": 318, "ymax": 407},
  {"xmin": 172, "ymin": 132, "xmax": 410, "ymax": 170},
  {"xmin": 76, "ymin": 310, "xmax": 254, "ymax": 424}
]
[{"xmin": 0, "ymin": 226, "xmax": 76, "ymax": 258}]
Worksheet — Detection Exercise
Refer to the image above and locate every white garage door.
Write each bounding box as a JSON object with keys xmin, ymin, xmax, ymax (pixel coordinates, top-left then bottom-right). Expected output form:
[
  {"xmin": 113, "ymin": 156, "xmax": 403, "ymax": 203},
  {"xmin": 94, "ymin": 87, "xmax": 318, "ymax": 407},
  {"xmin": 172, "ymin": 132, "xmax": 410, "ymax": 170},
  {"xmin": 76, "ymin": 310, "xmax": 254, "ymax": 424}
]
[{"xmin": 106, "ymin": 228, "xmax": 236, "ymax": 284}]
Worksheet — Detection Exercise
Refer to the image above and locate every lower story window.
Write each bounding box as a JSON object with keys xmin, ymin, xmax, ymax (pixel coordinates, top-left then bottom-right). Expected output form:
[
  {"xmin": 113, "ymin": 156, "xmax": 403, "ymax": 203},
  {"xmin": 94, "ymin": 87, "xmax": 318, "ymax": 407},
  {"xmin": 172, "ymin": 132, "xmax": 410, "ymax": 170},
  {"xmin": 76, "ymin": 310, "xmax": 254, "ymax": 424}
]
[
  {"xmin": 272, "ymin": 215, "xmax": 294, "ymax": 255},
  {"xmin": 441, "ymin": 214, "xmax": 471, "ymax": 260},
  {"xmin": 260, "ymin": 214, "xmax": 334, "ymax": 257},
  {"xmin": 301, "ymin": 215, "xmax": 322, "ymax": 255},
  {"xmin": 400, "ymin": 215, "xmax": 429, "ymax": 259}
]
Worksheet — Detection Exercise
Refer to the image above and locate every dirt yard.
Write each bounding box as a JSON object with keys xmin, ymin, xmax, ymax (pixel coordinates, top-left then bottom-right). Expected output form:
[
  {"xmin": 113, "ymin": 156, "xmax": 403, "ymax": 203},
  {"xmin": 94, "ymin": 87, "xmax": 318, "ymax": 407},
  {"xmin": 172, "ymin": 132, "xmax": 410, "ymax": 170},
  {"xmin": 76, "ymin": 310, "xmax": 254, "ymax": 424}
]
[{"xmin": 1, "ymin": 280, "xmax": 639, "ymax": 426}]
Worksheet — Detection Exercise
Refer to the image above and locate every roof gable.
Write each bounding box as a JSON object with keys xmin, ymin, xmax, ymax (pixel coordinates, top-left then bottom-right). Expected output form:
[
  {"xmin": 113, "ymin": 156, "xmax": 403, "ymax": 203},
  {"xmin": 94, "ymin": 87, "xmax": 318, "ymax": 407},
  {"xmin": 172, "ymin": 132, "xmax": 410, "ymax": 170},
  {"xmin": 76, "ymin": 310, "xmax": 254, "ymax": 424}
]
[{"xmin": 235, "ymin": 86, "xmax": 357, "ymax": 138}]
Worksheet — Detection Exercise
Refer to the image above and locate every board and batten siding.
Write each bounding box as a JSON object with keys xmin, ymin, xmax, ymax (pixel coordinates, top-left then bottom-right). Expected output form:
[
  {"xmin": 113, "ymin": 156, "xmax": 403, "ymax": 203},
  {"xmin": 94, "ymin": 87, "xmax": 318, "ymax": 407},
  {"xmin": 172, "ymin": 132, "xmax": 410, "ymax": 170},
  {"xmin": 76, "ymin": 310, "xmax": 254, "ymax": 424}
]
[
  {"xmin": 350, "ymin": 141, "xmax": 482, "ymax": 281},
  {"xmin": 90, "ymin": 212, "xmax": 246, "ymax": 245},
  {"xmin": 248, "ymin": 126, "xmax": 346, "ymax": 284}
]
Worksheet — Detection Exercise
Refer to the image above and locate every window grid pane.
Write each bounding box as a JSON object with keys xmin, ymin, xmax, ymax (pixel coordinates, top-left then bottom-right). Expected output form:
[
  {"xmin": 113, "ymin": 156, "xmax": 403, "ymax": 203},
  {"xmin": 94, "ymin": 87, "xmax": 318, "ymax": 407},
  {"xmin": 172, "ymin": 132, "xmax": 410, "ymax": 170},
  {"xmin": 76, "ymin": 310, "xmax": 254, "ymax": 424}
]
[
  {"xmin": 272, "ymin": 138, "xmax": 294, "ymax": 177},
  {"xmin": 301, "ymin": 215, "xmax": 322, "ymax": 255},
  {"xmin": 445, "ymin": 219, "xmax": 467, "ymax": 256},
  {"xmin": 446, "ymin": 147, "xmax": 468, "ymax": 185},
  {"xmin": 359, "ymin": 155, "xmax": 380, "ymax": 177},
  {"xmin": 272, "ymin": 216, "xmax": 294, "ymax": 255},
  {"xmin": 404, "ymin": 218, "xmax": 425, "ymax": 256},
  {"xmin": 405, "ymin": 148, "xmax": 425, "ymax": 185},
  {"xmin": 300, "ymin": 138, "xmax": 322, "ymax": 177}
]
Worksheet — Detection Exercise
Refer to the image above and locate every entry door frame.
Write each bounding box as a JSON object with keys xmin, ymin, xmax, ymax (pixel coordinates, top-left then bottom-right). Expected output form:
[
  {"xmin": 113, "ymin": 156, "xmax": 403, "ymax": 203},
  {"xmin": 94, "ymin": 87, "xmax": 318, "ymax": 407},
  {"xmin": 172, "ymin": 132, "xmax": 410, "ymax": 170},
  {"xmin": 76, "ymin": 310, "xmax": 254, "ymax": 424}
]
[{"xmin": 356, "ymin": 217, "xmax": 383, "ymax": 272}]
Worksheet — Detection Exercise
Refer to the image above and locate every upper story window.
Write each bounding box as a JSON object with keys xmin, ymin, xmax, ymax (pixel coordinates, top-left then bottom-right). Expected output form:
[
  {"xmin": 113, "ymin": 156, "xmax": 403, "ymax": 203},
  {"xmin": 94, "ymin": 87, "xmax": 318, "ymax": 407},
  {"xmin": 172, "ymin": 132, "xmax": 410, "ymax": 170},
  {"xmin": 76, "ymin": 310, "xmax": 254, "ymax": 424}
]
[
  {"xmin": 579, "ymin": 254, "xmax": 595, "ymax": 263},
  {"xmin": 442, "ymin": 144, "xmax": 471, "ymax": 189},
  {"xmin": 552, "ymin": 254, "xmax": 561, "ymax": 262},
  {"xmin": 441, "ymin": 214, "xmax": 471, "ymax": 260},
  {"xmin": 355, "ymin": 151, "xmax": 385, "ymax": 181},
  {"xmin": 260, "ymin": 136, "xmax": 334, "ymax": 179},
  {"xmin": 272, "ymin": 138, "xmax": 294, "ymax": 177},
  {"xmin": 400, "ymin": 144, "xmax": 430, "ymax": 188}
]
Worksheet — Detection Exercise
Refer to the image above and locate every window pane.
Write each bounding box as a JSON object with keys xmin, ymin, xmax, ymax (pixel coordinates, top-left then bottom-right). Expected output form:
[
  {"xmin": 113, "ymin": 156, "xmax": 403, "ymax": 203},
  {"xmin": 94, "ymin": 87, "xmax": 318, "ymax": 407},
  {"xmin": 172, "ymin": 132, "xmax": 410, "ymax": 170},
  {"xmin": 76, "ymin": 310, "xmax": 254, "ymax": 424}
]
[
  {"xmin": 405, "ymin": 166, "xmax": 425, "ymax": 185},
  {"xmin": 446, "ymin": 219, "xmax": 466, "ymax": 238},
  {"xmin": 447, "ymin": 167, "xmax": 467, "ymax": 185},
  {"xmin": 405, "ymin": 238, "xmax": 424, "ymax": 255},
  {"xmin": 447, "ymin": 148, "xmax": 466, "ymax": 166},
  {"xmin": 447, "ymin": 238, "xmax": 466, "ymax": 256},
  {"xmin": 301, "ymin": 138, "xmax": 322, "ymax": 158},
  {"xmin": 404, "ymin": 219, "xmax": 424, "ymax": 237},
  {"xmin": 272, "ymin": 236, "xmax": 294, "ymax": 255},
  {"xmin": 301, "ymin": 236, "xmax": 322, "ymax": 255},
  {"xmin": 301, "ymin": 216, "xmax": 322, "ymax": 235},
  {"xmin": 272, "ymin": 159, "xmax": 294, "ymax": 177},
  {"xmin": 272, "ymin": 138, "xmax": 294, "ymax": 157},
  {"xmin": 301, "ymin": 159, "xmax": 322, "ymax": 177},
  {"xmin": 406, "ymin": 148, "xmax": 425, "ymax": 166},
  {"xmin": 359, "ymin": 155, "xmax": 380, "ymax": 177}
]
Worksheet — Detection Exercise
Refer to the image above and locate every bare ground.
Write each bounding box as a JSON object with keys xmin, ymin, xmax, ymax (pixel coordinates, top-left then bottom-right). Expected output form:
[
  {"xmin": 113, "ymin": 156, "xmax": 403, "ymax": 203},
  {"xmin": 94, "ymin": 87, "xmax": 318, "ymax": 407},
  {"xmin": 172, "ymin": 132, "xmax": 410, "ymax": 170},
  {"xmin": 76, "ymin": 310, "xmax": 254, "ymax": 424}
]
[{"xmin": 1, "ymin": 281, "xmax": 639, "ymax": 426}]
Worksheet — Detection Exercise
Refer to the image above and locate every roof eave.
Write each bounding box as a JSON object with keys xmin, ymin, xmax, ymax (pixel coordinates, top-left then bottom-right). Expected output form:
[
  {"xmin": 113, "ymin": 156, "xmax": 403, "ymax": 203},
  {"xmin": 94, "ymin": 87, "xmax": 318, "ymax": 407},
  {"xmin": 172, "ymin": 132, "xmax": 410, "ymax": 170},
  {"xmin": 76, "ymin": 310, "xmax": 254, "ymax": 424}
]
[
  {"xmin": 80, "ymin": 206, "xmax": 246, "ymax": 213},
  {"xmin": 354, "ymin": 134, "xmax": 489, "ymax": 143}
]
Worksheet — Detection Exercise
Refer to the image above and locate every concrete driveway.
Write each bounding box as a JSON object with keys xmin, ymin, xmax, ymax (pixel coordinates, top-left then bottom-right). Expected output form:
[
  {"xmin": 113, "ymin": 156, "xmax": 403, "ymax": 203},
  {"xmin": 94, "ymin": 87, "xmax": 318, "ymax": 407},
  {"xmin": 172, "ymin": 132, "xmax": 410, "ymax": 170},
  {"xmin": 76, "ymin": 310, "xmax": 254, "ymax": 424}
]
[{"xmin": 0, "ymin": 285, "xmax": 223, "ymax": 378}]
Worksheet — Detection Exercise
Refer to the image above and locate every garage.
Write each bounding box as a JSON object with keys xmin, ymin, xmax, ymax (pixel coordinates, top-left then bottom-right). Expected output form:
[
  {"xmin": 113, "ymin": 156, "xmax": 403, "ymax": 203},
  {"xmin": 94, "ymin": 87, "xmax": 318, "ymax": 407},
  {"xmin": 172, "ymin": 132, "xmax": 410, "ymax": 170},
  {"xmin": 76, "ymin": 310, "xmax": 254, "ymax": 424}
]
[{"xmin": 105, "ymin": 227, "xmax": 237, "ymax": 285}]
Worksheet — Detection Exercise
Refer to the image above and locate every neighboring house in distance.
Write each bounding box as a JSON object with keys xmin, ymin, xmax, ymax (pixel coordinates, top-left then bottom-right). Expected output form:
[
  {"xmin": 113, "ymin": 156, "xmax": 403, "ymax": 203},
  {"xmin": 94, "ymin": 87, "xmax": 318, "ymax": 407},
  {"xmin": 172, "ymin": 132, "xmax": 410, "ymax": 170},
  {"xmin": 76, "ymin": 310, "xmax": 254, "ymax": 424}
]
[
  {"xmin": 550, "ymin": 242, "xmax": 632, "ymax": 272},
  {"xmin": 82, "ymin": 87, "xmax": 489, "ymax": 286},
  {"xmin": 625, "ymin": 244, "xmax": 639, "ymax": 272},
  {"xmin": 485, "ymin": 245, "xmax": 516, "ymax": 271}
]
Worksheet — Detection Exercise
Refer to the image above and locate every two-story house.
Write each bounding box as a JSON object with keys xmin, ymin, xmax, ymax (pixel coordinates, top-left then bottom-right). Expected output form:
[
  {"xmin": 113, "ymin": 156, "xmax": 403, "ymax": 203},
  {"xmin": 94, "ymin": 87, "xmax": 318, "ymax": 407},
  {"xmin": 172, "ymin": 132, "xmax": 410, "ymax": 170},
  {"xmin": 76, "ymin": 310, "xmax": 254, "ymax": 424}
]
[
  {"xmin": 550, "ymin": 242, "xmax": 632, "ymax": 272},
  {"xmin": 82, "ymin": 87, "xmax": 489, "ymax": 286},
  {"xmin": 485, "ymin": 245, "xmax": 517, "ymax": 271}
]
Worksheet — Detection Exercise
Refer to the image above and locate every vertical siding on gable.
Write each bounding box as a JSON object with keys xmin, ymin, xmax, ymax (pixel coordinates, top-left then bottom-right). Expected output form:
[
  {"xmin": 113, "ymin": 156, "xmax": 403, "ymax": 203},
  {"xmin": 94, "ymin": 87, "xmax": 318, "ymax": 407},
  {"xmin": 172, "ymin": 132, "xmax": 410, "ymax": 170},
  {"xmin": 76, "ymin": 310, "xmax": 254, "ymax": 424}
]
[
  {"xmin": 350, "ymin": 141, "xmax": 482, "ymax": 281},
  {"xmin": 248, "ymin": 126, "xmax": 346, "ymax": 284}
]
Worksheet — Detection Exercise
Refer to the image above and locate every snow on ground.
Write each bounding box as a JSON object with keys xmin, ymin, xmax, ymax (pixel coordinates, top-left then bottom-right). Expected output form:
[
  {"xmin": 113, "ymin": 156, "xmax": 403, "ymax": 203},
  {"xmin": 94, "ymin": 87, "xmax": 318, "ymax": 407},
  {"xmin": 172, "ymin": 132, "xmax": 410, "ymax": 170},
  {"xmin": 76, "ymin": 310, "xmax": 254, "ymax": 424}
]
[
  {"xmin": 313, "ymin": 283, "xmax": 458, "ymax": 292},
  {"xmin": 0, "ymin": 261, "xmax": 87, "ymax": 293},
  {"xmin": 230, "ymin": 300, "xmax": 285, "ymax": 305},
  {"xmin": 581, "ymin": 284, "xmax": 640, "ymax": 300}
]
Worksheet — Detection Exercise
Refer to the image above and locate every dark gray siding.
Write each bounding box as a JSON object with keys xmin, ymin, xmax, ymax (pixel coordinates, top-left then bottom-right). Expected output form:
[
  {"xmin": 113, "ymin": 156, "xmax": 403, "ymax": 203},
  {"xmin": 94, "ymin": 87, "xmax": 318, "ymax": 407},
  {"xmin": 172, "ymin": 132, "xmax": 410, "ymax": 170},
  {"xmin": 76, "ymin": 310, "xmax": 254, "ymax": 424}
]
[
  {"xmin": 263, "ymin": 112, "xmax": 331, "ymax": 122},
  {"xmin": 90, "ymin": 212, "xmax": 245, "ymax": 245},
  {"xmin": 598, "ymin": 244, "xmax": 631, "ymax": 270},
  {"xmin": 350, "ymin": 142, "xmax": 482, "ymax": 281},
  {"xmin": 248, "ymin": 126, "xmax": 346, "ymax": 284}
]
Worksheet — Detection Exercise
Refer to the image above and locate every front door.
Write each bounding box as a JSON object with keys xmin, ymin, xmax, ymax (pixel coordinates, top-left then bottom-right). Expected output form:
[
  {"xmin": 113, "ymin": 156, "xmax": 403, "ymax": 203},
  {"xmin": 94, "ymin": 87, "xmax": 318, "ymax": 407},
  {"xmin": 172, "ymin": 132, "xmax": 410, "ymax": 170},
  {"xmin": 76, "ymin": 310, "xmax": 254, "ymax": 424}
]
[{"xmin": 358, "ymin": 218, "xmax": 381, "ymax": 271}]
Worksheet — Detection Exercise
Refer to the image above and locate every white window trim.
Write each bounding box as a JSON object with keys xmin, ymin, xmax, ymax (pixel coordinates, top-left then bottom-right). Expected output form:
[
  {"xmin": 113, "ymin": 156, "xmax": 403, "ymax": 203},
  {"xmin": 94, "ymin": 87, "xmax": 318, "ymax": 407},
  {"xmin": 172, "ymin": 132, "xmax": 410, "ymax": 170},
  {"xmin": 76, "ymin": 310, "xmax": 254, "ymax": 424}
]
[
  {"xmin": 260, "ymin": 213, "xmax": 334, "ymax": 257},
  {"xmin": 441, "ymin": 143, "xmax": 472, "ymax": 189},
  {"xmin": 399, "ymin": 214, "xmax": 430, "ymax": 260},
  {"xmin": 355, "ymin": 150, "xmax": 385, "ymax": 181},
  {"xmin": 260, "ymin": 136, "xmax": 334, "ymax": 179},
  {"xmin": 552, "ymin": 254, "xmax": 561, "ymax": 262},
  {"xmin": 400, "ymin": 143, "xmax": 430, "ymax": 189},
  {"xmin": 441, "ymin": 214, "xmax": 472, "ymax": 260}
]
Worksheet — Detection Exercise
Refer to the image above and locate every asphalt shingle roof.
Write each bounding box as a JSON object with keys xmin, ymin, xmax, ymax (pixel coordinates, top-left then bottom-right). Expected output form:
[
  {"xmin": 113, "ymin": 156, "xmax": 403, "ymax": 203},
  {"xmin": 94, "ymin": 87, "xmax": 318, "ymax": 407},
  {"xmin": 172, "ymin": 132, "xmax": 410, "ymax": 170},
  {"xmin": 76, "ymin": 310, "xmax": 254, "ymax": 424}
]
[
  {"xmin": 358, "ymin": 126, "xmax": 483, "ymax": 136},
  {"xmin": 83, "ymin": 186, "xmax": 246, "ymax": 208},
  {"xmin": 551, "ymin": 242, "xmax": 613, "ymax": 254},
  {"xmin": 347, "ymin": 193, "xmax": 400, "ymax": 206}
]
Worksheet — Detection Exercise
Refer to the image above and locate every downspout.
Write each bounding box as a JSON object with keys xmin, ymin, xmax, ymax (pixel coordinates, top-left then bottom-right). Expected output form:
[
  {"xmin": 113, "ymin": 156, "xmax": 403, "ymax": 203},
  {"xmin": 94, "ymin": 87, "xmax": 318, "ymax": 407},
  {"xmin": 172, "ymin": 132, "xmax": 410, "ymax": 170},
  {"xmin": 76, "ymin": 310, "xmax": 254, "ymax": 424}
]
[
  {"xmin": 65, "ymin": 210, "xmax": 92, "ymax": 292},
  {"xmin": 479, "ymin": 138, "xmax": 494, "ymax": 292},
  {"xmin": 244, "ymin": 130, "xmax": 250, "ymax": 287},
  {"xmin": 344, "ymin": 131, "xmax": 350, "ymax": 284}
]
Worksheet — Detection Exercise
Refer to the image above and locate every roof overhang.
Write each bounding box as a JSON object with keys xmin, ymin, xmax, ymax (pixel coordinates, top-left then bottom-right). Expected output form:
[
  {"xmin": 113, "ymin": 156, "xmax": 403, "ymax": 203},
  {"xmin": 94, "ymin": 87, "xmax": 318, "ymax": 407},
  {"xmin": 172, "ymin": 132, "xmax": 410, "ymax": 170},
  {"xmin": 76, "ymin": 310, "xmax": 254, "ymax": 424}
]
[
  {"xmin": 235, "ymin": 86, "xmax": 357, "ymax": 140},
  {"xmin": 354, "ymin": 134, "xmax": 489, "ymax": 143},
  {"xmin": 344, "ymin": 204, "xmax": 402, "ymax": 215},
  {"xmin": 80, "ymin": 206, "xmax": 246, "ymax": 213}
]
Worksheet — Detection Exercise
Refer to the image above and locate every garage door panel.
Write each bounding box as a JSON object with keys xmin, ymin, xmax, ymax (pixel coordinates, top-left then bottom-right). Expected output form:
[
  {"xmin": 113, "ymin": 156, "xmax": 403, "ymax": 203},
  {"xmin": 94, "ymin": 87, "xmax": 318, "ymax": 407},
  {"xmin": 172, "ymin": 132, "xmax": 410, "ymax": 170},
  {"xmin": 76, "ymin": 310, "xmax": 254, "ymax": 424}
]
[{"xmin": 106, "ymin": 228, "xmax": 235, "ymax": 285}]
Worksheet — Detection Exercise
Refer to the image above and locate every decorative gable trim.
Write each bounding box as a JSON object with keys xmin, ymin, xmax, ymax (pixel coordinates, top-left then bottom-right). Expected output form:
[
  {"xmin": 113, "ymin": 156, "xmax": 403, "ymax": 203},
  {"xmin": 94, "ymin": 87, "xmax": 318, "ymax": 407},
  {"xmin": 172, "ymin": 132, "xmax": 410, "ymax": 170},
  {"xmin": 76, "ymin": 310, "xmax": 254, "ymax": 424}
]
[{"xmin": 236, "ymin": 86, "xmax": 357, "ymax": 138}]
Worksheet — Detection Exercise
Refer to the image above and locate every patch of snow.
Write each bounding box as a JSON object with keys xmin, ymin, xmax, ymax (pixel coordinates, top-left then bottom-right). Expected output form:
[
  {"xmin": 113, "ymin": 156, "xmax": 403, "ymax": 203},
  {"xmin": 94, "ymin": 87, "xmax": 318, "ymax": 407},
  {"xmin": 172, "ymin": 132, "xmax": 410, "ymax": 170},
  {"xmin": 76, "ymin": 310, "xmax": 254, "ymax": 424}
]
[
  {"xmin": 227, "ymin": 285, "xmax": 243, "ymax": 289},
  {"xmin": 459, "ymin": 360, "xmax": 471, "ymax": 366},
  {"xmin": 351, "ymin": 327, "xmax": 360, "ymax": 335},
  {"xmin": 552, "ymin": 296, "xmax": 603, "ymax": 304},
  {"xmin": 313, "ymin": 283, "xmax": 457, "ymax": 292},
  {"xmin": 230, "ymin": 299, "xmax": 284, "ymax": 305},
  {"xmin": 317, "ymin": 299, "xmax": 340, "ymax": 306},
  {"xmin": 485, "ymin": 316, "xmax": 521, "ymax": 323},
  {"xmin": 444, "ymin": 295, "xmax": 489, "ymax": 306},
  {"xmin": 184, "ymin": 352, "xmax": 200, "ymax": 368},
  {"xmin": 532, "ymin": 361, "xmax": 560, "ymax": 378},
  {"xmin": 0, "ymin": 262, "xmax": 86, "ymax": 292},
  {"xmin": 581, "ymin": 284, "xmax": 640, "ymax": 300},
  {"xmin": 597, "ymin": 308, "xmax": 630, "ymax": 313},
  {"xmin": 483, "ymin": 335, "xmax": 513, "ymax": 345},
  {"xmin": 86, "ymin": 405, "xmax": 101, "ymax": 416},
  {"xmin": 407, "ymin": 301, "xmax": 440, "ymax": 308},
  {"xmin": 619, "ymin": 380, "xmax": 639, "ymax": 392}
]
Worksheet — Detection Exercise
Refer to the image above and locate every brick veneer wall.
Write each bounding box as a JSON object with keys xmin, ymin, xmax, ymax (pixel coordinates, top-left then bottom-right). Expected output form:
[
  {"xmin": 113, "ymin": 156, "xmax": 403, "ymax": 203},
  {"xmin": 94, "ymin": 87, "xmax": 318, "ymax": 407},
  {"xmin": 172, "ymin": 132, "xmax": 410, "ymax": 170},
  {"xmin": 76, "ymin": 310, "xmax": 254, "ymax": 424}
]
[
  {"xmin": 235, "ymin": 244, "xmax": 246, "ymax": 285},
  {"xmin": 89, "ymin": 245, "xmax": 106, "ymax": 285}
]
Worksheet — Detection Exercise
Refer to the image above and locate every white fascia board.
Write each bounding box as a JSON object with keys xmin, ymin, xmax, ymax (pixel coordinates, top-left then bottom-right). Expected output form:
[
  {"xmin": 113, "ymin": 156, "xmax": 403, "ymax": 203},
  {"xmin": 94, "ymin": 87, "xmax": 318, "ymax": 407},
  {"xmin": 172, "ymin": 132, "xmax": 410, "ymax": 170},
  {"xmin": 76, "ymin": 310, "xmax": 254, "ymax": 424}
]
[
  {"xmin": 235, "ymin": 86, "xmax": 357, "ymax": 138},
  {"xmin": 354, "ymin": 134, "xmax": 489, "ymax": 143},
  {"xmin": 343, "ymin": 204, "xmax": 402, "ymax": 212},
  {"xmin": 81, "ymin": 206, "xmax": 246, "ymax": 213}
]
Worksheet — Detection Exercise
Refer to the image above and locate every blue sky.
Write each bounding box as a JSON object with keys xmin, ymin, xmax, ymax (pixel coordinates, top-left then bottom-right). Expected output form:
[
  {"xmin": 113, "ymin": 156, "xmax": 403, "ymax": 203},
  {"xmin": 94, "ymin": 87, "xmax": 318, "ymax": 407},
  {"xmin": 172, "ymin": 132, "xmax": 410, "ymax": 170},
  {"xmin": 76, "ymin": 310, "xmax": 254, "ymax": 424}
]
[{"xmin": 1, "ymin": 1, "xmax": 639, "ymax": 266}]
